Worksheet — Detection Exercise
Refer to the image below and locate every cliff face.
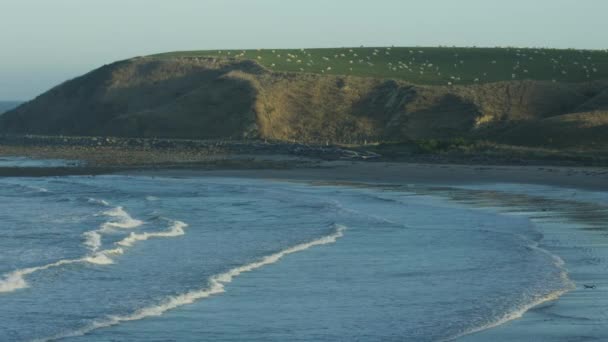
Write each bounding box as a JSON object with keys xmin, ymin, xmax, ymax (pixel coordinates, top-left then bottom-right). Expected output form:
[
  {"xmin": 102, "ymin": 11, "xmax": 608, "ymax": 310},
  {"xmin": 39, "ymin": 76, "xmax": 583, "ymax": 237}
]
[{"xmin": 1, "ymin": 57, "xmax": 607, "ymax": 147}]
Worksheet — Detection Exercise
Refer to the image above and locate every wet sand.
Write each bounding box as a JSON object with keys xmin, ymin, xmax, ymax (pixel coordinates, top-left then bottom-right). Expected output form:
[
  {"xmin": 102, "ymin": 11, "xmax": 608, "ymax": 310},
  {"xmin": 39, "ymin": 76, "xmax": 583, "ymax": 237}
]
[{"xmin": 130, "ymin": 160, "xmax": 608, "ymax": 192}]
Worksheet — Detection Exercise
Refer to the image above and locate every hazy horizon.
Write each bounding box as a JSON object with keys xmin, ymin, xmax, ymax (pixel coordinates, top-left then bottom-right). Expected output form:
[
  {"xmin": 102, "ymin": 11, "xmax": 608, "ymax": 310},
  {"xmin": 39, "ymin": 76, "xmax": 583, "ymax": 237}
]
[{"xmin": 1, "ymin": 0, "xmax": 605, "ymax": 100}]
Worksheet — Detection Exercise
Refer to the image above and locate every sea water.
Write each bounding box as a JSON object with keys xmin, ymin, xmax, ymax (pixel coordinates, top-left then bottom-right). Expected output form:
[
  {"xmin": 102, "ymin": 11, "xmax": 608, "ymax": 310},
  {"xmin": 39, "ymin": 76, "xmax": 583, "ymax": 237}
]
[{"xmin": 0, "ymin": 175, "xmax": 585, "ymax": 341}]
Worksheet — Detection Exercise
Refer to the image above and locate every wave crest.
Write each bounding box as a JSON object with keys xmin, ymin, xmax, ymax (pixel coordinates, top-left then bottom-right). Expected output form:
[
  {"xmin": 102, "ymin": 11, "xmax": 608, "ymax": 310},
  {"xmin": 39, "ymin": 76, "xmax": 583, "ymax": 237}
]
[
  {"xmin": 36, "ymin": 224, "xmax": 347, "ymax": 341},
  {"xmin": 1, "ymin": 206, "xmax": 185, "ymax": 294},
  {"xmin": 117, "ymin": 221, "xmax": 187, "ymax": 247}
]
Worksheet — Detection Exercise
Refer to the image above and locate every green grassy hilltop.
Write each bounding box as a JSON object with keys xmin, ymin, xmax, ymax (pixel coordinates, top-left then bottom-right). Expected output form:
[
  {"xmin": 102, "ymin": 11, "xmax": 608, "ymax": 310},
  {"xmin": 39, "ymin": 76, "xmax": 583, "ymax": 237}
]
[{"xmin": 153, "ymin": 46, "xmax": 608, "ymax": 85}]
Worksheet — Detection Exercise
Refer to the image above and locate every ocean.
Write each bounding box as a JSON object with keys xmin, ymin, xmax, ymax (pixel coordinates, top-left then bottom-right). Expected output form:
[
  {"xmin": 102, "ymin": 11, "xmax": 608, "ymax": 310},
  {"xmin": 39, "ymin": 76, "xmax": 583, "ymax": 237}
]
[{"xmin": 1, "ymin": 163, "xmax": 606, "ymax": 341}]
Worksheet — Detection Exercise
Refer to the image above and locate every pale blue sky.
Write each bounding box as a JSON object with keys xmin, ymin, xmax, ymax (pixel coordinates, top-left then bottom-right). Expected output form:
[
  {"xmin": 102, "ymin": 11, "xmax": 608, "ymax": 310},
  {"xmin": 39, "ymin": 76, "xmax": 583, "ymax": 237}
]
[{"xmin": 0, "ymin": 0, "xmax": 605, "ymax": 100}]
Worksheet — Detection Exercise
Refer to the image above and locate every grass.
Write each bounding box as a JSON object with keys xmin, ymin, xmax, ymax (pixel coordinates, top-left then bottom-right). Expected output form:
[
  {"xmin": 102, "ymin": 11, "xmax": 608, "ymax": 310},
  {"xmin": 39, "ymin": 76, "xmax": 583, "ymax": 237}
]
[{"xmin": 152, "ymin": 47, "xmax": 608, "ymax": 85}]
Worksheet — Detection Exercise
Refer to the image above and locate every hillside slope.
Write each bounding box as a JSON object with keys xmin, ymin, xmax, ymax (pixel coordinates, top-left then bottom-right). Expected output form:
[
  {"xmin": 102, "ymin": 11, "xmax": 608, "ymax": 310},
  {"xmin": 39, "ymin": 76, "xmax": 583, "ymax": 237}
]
[
  {"xmin": 1, "ymin": 51, "xmax": 607, "ymax": 148},
  {"xmin": 0, "ymin": 101, "xmax": 23, "ymax": 115}
]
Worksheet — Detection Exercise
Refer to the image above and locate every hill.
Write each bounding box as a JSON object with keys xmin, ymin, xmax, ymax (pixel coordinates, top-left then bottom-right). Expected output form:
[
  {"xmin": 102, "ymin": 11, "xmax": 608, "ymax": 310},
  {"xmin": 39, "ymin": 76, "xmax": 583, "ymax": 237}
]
[
  {"xmin": 1, "ymin": 47, "xmax": 607, "ymax": 149},
  {"xmin": 154, "ymin": 47, "xmax": 608, "ymax": 85},
  {"xmin": 0, "ymin": 101, "xmax": 23, "ymax": 115}
]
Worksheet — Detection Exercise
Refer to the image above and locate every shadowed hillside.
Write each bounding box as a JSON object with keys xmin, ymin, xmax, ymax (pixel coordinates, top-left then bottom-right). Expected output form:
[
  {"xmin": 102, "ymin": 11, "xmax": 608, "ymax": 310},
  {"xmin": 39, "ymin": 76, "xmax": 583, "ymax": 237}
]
[
  {"xmin": 0, "ymin": 101, "xmax": 22, "ymax": 114},
  {"xmin": 1, "ymin": 48, "xmax": 608, "ymax": 148}
]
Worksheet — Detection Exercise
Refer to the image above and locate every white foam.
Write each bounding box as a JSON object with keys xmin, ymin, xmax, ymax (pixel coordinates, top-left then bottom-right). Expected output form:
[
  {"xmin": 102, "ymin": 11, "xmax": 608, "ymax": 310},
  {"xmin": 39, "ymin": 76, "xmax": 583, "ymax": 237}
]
[
  {"xmin": 117, "ymin": 221, "xmax": 187, "ymax": 247},
  {"xmin": 443, "ymin": 238, "xmax": 576, "ymax": 341},
  {"xmin": 83, "ymin": 254, "xmax": 115, "ymax": 265},
  {"xmin": 87, "ymin": 198, "xmax": 110, "ymax": 206},
  {"xmin": 443, "ymin": 288, "xmax": 571, "ymax": 342},
  {"xmin": 1, "ymin": 215, "xmax": 183, "ymax": 294},
  {"xmin": 0, "ymin": 249, "xmax": 126, "ymax": 293},
  {"xmin": 36, "ymin": 225, "xmax": 347, "ymax": 341},
  {"xmin": 0, "ymin": 258, "xmax": 81, "ymax": 293},
  {"xmin": 82, "ymin": 231, "xmax": 102, "ymax": 251},
  {"xmin": 81, "ymin": 205, "xmax": 144, "ymax": 251},
  {"xmin": 0, "ymin": 271, "xmax": 28, "ymax": 293},
  {"xmin": 100, "ymin": 207, "xmax": 144, "ymax": 230}
]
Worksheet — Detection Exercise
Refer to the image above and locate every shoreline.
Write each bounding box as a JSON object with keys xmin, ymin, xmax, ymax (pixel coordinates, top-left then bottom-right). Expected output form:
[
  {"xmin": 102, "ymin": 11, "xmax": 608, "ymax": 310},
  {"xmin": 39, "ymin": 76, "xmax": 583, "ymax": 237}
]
[
  {"xmin": 127, "ymin": 160, "xmax": 608, "ymax": 192},
  {"xmin": 443, "ymin": 185, "xmax": 608, "ymax": 342},
  {"xmin": 127, "ymin": 166, "xmax": 608, "ymax": 341},
  {"xmin": 2, "ymin": 157, "xmax": 607, "ymax": 340}
]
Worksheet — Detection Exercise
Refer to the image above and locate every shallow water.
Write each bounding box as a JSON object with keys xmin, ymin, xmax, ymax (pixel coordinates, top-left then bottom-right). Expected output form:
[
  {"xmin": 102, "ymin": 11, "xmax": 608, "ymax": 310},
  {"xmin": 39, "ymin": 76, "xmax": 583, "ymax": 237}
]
[{"xmin": 0, "ymin": 175, "xmax": 596, "ymax": 341}]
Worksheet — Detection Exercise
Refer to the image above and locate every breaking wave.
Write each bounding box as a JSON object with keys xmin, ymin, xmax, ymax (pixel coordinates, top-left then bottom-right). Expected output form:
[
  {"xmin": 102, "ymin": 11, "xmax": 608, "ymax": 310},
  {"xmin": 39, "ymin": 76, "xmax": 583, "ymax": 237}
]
[
  {"xmin": 35, "ymin": 224, "xmax": 347, "ymax": 342},
  {"xmin": 442, "ymin": 235, "xmax": 576, "ymax": 341},
  {"xmin": 0, "ymin": 208, "xmax": 187, "ymax": 294},
  {"xmin": 117, "ymin": 220, "xmax": 187, "ymax": 247},
  {"xmin": 99, "ymin": 207, "xmax": 145, "ymax": 231}
]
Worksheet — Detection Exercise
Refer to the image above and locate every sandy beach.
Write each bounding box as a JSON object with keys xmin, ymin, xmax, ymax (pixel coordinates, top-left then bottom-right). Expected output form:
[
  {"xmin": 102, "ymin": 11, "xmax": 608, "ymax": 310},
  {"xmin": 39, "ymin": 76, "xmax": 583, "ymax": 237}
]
[{"xmin": 129, "ymin": 160, "xmax": 608, "ymax": 192}]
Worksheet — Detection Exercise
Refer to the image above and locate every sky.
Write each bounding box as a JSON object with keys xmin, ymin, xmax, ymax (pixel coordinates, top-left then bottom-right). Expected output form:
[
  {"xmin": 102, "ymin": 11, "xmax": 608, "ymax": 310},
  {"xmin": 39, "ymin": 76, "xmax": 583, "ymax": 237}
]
[{"xmin": 0, "ymin": 0, "xmax": 605, "ymax": 100}]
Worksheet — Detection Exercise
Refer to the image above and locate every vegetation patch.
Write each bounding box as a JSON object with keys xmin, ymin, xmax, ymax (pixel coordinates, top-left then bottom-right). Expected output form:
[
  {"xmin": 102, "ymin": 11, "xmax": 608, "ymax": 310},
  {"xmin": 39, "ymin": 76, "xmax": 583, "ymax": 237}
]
[{"xmin": 153, "ymin": 47, "xmax": 608, "ymax": 85}]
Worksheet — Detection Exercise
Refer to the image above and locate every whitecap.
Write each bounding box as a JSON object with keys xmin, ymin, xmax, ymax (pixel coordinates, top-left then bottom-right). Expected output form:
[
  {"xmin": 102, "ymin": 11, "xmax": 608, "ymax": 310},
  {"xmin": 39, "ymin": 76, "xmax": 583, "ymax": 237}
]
[
  {"xmin": 82, "ymin": 231, "xmax": 102, "ymax": 251},
  {"xmin": 99, "ymin": 207, "xmax": 144, "ymax": 231},
  {"xmin": 87, "ymin": 198, "xmax": 110, "ymax": 207},
  {"xmin": 1, "ymin": 213, "xmax": 184, "ymax": 294},
  {"xmin": 35, "ymin": 225, "xmax": 347, "ymax": 341},
  {"xmin": 117, "ymin": 221, "xmax": 187, "ymax": 247}
]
